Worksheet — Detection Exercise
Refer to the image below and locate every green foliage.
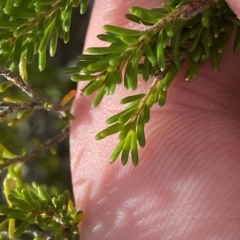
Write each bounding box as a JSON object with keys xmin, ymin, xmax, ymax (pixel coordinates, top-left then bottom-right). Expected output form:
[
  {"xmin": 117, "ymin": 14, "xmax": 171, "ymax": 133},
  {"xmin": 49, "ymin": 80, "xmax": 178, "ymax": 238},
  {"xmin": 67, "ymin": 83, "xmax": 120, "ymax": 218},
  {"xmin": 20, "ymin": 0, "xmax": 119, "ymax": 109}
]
[
  {"xmin": 0, "ymin": 164, "xmax": 82, "ymax": 240},
  {"xmin": 0, "ymin": 0, "xmax": 88, "ymax": 71},
  {"xmin": 0, "ymin": 1, "xmax": 89, "ymax": 239},
  {"xmin": 67, "ymin": 0, "xmax": 240, "ymax": 165},
  {"xmin": 0, "ymin": 0, "xmax": 240, "ymax": 238}
]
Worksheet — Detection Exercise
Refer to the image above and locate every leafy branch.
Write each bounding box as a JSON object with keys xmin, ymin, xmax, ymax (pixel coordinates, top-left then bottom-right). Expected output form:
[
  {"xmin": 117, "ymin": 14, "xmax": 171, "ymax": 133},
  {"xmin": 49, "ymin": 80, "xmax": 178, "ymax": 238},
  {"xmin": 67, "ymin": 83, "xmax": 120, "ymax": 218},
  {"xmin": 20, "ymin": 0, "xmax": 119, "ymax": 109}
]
[
  {"xmin": 67, "ymin": 0, "xmax": 240, "ymax": 165},
  {"xmin": 0, "ymin": 0, "xmax": 239, "ymax": 239},
  {"xmin": 0, "ymin": 1, "xmax": 89, "ymax": 238},
  {"xmin": 0, "ymin": 66, "xmax": 74, "ymax": 170},
  {"xmin": 0, "ymin": 126, "xmax": 69, "ymax": 169},
  {"xmin": 0, "ymin": 164, "xmax": 82, "ymax": 240},
  {"xmin": 0, "ymin": 0, "xmax": 88, "ymax": 72}
]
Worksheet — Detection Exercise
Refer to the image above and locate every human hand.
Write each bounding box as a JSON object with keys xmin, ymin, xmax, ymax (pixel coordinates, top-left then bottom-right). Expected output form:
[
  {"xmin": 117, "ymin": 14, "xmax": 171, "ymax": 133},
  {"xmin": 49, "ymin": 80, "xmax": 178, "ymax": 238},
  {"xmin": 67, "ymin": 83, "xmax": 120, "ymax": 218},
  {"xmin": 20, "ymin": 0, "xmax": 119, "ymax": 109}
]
[{"xmin": 70, "ymin": 1, "xmax": 240, "ymax": 239}]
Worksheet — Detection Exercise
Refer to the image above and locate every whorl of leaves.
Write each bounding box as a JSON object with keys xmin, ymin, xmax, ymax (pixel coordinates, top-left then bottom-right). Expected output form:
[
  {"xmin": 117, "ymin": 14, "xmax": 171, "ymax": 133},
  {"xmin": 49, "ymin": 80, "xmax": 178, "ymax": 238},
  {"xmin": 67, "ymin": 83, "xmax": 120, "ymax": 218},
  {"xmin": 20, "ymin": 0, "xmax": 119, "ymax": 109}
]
[
  {"xmin": 66, "ymin": 0, "xmax": 240, "ymax": 166},
  {"xmin": 0, "ymin": 0, "xmax": 88, "ymax": 71},
  {"xmin": 0, "ymin": 164, "xmax": 82, "ymax": 240}
]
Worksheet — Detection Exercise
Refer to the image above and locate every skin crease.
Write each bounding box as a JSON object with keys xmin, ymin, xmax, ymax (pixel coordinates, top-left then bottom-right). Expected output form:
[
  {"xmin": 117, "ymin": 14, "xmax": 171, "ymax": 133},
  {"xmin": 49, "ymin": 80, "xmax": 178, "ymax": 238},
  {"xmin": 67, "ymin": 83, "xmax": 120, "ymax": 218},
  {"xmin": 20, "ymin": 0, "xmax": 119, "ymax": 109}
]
[{"xmin": 70, "ymin": 0, "xmax": 240, "ymax": 239}]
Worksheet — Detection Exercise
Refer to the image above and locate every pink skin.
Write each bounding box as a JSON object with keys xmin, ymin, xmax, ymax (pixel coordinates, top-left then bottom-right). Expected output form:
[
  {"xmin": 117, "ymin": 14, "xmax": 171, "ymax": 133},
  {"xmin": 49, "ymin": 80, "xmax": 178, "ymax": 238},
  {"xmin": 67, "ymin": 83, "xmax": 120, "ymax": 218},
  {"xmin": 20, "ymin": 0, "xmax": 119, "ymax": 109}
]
[
  {"xmin": 225, "ymin": 0, "xmax": 240, "ymax": 17},
  {"xmin": 70, "ymin": 1, "xmax": 240, "ymax": 239}
]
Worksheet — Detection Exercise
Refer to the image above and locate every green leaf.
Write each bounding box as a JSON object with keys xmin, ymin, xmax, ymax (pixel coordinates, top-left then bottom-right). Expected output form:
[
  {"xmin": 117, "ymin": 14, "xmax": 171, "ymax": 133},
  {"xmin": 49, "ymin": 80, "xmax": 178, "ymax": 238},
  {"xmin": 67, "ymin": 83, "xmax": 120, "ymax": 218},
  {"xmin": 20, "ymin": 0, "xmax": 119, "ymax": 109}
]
[
  {"xmin": 185, "ymin": 57, "xmax": 198, "ymax": 81},
  {"xmin": 162, "ymin": 2, "xmax": 175, "ymax": 13},
  {"xmin": 59, "ymin": 0, "xmax": 68, "ymax": 9},
  {"xmin": 21, "ymin": 189, "xmax": 38, "ymax": 210},
  {"xmin": 71, "ymin": 74, "xmax": 96, "ymax": 81},
  {"xmin": 180, "ymin": 24, "xmax": 202, "ymax": 43},
  {"xmin": 119, "ymin": 35, "xmax": 139, "ymax": 45},
  {"xmin": 36, "ymin": 17, "xmax": 45, "ymax": 40},
  {"xmin": 118, "ymin": 106, "xmax": 138, "ymax": 124},
  {"xmin": 14, "ymin": 221, "xmax": 30, "ymax": 238},
  {"xmin": 103, "ymin": 24, "xmax": 142, "ymax": 36},
  {"xmin": 0, "ymin": 143, "xmax": 18, "ymax": 159},
  {"xmin": 189, "ymin": 31, "xmax": 202, "ymax": 53},
  {"xmin": 35, "ymin": 3, "xmax": 55, "ymax": 13},
  {"xmin": 212, "ymin": 16, "xmax": 220, "ymax": 37},
  {"xmin": 158, "ymin": 87, "xmax": 167, "ymax": 106},
  {"xmin": 156, "ymin": 34, "xmax": 166, "ymax": 71},
  {"xmin": 80, "ymin": 0, "xmax": 88, "ymax": 14},
  {"xmin": 97, "ymin": 33, "xmax": 118, "ymax": 43},
  {"xmin": 171, "ymin": 26, "xmax": 182, "ymax": 69},
  {"xmin": 130, "ymin": 130, "xmax": 138, "ymax": 166},
  {"xmin": 91, "ymin": 86, "xmax": 106, "ymax": 107},
  {"xmin": 64, "ymin": 67, "xmax": 80, "ymax": 74},
  {"xmin": 104, "ymin": 71, "xmax": 117, "ymax": 94},
  {"xmin": 55, "ymin": 9, "xmax": 64, "ymax": 38},
  {"xmin": 62, "ymin": 2, "xmax": 72, "ymax": 32},
  {"xmin": 136, "ymin": 117, "xmax": 145, "ymax": 148},
  {"xmin": 6, "ymin": 209, "xmax": 27, "ymax": 219},
  {"xmin": 121, "ymin": 131, "xmax": 132, "ymax": 165},
  {"xmin": 169, "ymin": 0, "xmax": 185, "ymax": 8},
  {"xmin": 0, "ymin": 20, "xmax": 26, "ymax": 29},
  {"xmin": 162, "ymin": 65, "xmax": 178, "ymax": 90},
  {"xmin": 142, "ymin": 104, "xmax": 150, "ymax": 123},
  {"xmin": 145, "ymin": 80, "xmax": 161, "ymax": 108},
  {"xmin": 0, "ymin": 81, "xmax": 13, "ymax": 92},
  {"xmin": 0, "ymin": 219, "xmax": 9, "ymax": 232},
  {"xmin": 34, "ymin": 0, "xmax": 57, "ymax": 7},
  {"xmin": 95, "ymin": 123, "xmax": 123, "ymax": 140},
  {"xmin": 201, "ymin": 7, "xmax": 211, "ymax": 27},
  {"xmin": 54, "ymin": 226, "xmax": 64, "ymax": 240},
  {"xmin": 6, "ymin": 8, "xmax": 37, "ymax": 19},
  {"xmin": 13, "ymin": 25, "xmax": 26, "ymax": 39},
  {"xmin": 110, "ymin": 140, "xmax": 124, "ymax": 163},
  {"xmin": 18, "ymin": 55, "xmax": 28, "ymax": 83},
  {"xmin": 106, "ymin": 110, "xmax": 128, "ymax": 124},
  {"xmin": 120, "ymin": 94, "xmax": 145, "ymax": 104},
  {"xmin": 124, "ymin": 60, "xmax": 137, "ymax": 90},
  {"xmin": 216, "ymin": 29, "xmax": 231, "ymax": 54},
  {"xmin": 63, "ymin": 190, "xmax": 70, "ymax": 205},
  {"xmin": 63, "ymin": 30, "xmax": 70, "ymax": 44},
  {"xmin": 201, "ymin": 35, "xmax": 210, "ymax": 58},
  {"xmin": 86, "ymin": 44, "xmax": 127, "ymax": 54},
  {"xmin": 129, "ymin": 6, "xmax": 161, "ymax": 24},
  {"xmin": 87, "ymin": 60, "xmax": 109, "ymax": 72},
  {"xmin": 144, "ymin": 42, "xmax": 157, "ymax": 66},
  {"xmin": 125, "ymin": 13, "xmax": 153, "ymax": 26},
  {"xmin": 56, "ymin": 194, "xmax": 65, "ymax": 210},
  {"xmin": 36, "ymin": 215, "xmax": 47, "ymax": 230},
  {"xmin": 82, "ymin": 80, "xmax": 103, "ymax": 96},
  {"xmin": 3, "ymin": 0, "xmax": 15, "ymax": 15},
  {"xmin": 26, "ymin": 38, "xmax": 35, "ymax": 64},
  {"xmin": 78, "ymin": 53, "xmax": 105, "ymax": 61},
  {"xmin": 37, "ymin": 186, "xmax": 52, "ymax": 203},
  {"xmin": 7, "ymin": 194, "xmax": 32, "ymax": 210},
  {"xmin": 38, "ymin": 17, "xmax": 56, "ymax": 53},
  {"xmin": 142, "ymin": 56, "xmax": 151, "ymax": 81},
  {"xmin": 49, "ymin": 28, "xmax": 58, "ymax": 57},
  {"xmin": 119, "ymin": 121, "xmax": 133, "ymax": 141},
  {"xmin": 165, "ymin": 20, "xmax": 174, "ymax": 38},
  {"xmin": 38, "ymin": 50, "xmax": 46, "ymax": 71}
]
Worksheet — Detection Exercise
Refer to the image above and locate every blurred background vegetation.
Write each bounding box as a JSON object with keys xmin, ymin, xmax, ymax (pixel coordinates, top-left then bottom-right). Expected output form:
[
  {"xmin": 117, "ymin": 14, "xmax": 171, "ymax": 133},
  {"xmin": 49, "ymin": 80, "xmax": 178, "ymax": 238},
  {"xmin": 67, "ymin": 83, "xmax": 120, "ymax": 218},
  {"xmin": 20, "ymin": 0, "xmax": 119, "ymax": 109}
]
[{"xmin": 0, "ymin": 0, "xmax": 93, "ymax": 202}]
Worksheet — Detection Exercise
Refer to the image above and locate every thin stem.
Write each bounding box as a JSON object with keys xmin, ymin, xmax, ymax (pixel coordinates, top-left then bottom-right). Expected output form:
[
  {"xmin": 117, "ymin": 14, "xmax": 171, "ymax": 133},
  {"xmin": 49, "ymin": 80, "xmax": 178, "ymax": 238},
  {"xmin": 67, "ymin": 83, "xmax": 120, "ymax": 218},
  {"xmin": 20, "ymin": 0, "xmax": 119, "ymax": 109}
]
[
  {"xmin": 0, "ymin": 68, "xmax": 42, "ymax": 103},
  {"xmin": 0, "ymin": 68, "xmax": 69, "ymax": 118},
  {"xmin": 0, "ymin": 125, "xmax": 70, "ymax": 169}
]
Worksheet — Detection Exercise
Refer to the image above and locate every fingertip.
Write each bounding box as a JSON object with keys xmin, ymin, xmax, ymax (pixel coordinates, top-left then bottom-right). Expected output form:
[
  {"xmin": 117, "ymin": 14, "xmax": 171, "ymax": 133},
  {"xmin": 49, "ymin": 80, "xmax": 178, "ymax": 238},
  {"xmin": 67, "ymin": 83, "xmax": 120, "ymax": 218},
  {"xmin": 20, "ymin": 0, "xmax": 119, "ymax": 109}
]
[{"xmin": 226, "ymin": 0, "xmax": 240, "ymax": 18}]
